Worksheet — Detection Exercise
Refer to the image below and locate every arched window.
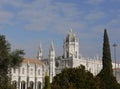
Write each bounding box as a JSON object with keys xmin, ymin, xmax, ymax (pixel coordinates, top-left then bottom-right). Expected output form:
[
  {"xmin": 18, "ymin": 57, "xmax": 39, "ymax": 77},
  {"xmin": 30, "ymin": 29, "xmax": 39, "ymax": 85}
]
[
  {"xmin": 38, "ymin": 69, "xmax": 40, "ymax": 75},
  {"xmin": 30, "ymin": 81, "xmax": 34, "ymax": 89},
  {"xmin": 37, "ymin": 81, "xmax": 41, "ymax": 89},
  {"xmin": 21, "ymin": 81, "xmax": 25, "ymax": 89}
]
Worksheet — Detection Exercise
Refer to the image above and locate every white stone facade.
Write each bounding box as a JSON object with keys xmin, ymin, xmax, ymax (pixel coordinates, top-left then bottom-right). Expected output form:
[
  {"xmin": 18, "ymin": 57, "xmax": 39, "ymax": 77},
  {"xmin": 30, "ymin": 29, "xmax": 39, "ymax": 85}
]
[
  {"xmin": 11, "ymin": 30, "xmax": 120, "ymax": 89},
  {"xmin": 11, "ymin": 59, "xmax": 47, "ymax": 89}
]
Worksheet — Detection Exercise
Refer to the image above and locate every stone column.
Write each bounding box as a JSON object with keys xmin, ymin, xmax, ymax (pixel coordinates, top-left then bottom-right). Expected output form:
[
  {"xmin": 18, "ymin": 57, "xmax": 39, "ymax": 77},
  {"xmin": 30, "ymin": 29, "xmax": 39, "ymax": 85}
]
[
  {"xmin": 20, "ymin": 82, "xmax": 21, "ymax": 89},
  {"xmin": 25, "ymin": 82, "xmax": 27, "ymax": 89}
]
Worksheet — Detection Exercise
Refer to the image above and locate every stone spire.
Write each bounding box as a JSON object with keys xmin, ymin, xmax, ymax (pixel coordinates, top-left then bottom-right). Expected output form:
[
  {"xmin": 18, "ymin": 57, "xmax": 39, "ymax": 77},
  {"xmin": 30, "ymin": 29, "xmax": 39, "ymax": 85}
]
[
  {"xmin": 37, "ymin": 43, "xmax": 43, "ymax": 60},
  {"xmin": 50, "ymin": 41, "xmax": 54, "ymax": 51},
  {"xmin": 49, "ymin": 41, "xmax": 55, "ymax": 59},
  {"xmin": 49, "ymin": 41, "xmax": 55, "ymax": 82}
]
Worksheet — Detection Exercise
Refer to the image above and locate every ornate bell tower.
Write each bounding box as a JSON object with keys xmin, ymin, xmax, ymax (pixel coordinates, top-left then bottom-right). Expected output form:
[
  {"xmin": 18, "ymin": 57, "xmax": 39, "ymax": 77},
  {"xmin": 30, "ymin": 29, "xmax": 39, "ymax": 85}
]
[{"xmin": 63, "ymin": 29, "xmax": 79, "ymax": 59}]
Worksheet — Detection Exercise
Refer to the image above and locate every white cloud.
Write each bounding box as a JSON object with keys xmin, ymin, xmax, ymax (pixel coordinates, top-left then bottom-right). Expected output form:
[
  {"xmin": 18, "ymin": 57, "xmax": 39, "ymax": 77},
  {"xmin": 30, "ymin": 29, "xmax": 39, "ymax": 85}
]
[
  {"xmin": 84, "ymin": 11, "xmax": 106, "ymax": 20},
  {"xmin": 0, "ymin": 0, "xmax": 85, "ymax": 33},
  {"xmin": 86, "ymin": 0, "xmax": 104, "ymax": 5},
  {"xmin": 14, "ymin": 0, "xmax": 84, "ymax": 32},
  {"xmin": 89, "ymin": 15, "xmax": 120, "ymax": 43},
  {"xmin": 0, "ymin": 0, "xmax": 119, "ymax": 60},
  {"xmin": 0, "ymin": 10, "xmax": 14, "ymax": 23}
]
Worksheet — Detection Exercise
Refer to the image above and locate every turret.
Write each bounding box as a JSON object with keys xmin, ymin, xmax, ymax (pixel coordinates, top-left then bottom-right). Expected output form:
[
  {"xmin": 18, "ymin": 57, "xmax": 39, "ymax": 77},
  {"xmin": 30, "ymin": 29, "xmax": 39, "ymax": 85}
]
[
  {"xmin": 49, "ymin": 41, "xmax": 55, "ymax": 60},
  {"xmin": 49, "ymin": 41, "xmax": 55, "ymax": 82},
  {"xmin": 63, "ymin": 29, "xmax": 79, "ymax": 59}
]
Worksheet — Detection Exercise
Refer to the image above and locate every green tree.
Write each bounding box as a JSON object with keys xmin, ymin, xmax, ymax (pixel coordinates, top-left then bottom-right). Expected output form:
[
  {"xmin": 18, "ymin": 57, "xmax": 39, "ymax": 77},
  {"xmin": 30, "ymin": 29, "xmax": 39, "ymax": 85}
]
[
  {"xmin": 44, "ymin": 75, "xmax": 51, "ymax": 89},
  {"xmin": 52, "ymin": 65, "xmax": 99, "ymax": 89},
  {"xmin": 102, "ymin": 29, "xmax": 113, "ymax": 75},
  {"xmin": 0, "ymin": 35, "xmax": 24, "ymax": 89},
  {"xmin": 97, "ymin": 29, "xmax": 120, "ymax": 89}
]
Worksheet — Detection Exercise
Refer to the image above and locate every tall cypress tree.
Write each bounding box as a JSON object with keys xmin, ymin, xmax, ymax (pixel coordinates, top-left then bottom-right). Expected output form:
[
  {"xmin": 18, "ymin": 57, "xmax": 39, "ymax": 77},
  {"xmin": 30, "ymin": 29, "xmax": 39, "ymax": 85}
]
[
  {"xmin": 44, "ymin": 75, "xmax": 51, "ymax": 89},
  {"xmin": 102, "ymin": 29, "xmax": 113, "ymax": 75},
  {"xmin": 97, "ymin": 29, "xmax": 120, "ymax": 89}
]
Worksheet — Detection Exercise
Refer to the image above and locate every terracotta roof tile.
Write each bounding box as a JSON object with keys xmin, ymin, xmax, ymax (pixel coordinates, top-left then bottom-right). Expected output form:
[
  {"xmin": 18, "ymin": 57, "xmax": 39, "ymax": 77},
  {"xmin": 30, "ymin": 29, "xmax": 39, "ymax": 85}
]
[
  {"xmin": 23, "ymin": 58, "xmax": 43, "ymax": 65},
  {"xmin": 113, "ymin": 68, "xmax": 120, "ymax": 70}
]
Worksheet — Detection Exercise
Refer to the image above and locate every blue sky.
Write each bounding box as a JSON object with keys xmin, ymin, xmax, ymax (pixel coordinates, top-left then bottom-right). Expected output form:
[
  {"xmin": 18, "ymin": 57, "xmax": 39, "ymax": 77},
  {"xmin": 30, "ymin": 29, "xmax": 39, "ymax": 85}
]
[{"xmin": 0, "ymin": 0, "xmax": 120, "ymax": 62}]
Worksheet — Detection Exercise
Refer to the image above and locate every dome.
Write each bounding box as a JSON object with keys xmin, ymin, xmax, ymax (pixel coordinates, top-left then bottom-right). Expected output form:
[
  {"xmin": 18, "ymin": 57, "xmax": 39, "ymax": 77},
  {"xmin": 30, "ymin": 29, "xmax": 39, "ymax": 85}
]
[{"xmin": 65, "ymin": 29, "xmax": 78, "ymax": 42}]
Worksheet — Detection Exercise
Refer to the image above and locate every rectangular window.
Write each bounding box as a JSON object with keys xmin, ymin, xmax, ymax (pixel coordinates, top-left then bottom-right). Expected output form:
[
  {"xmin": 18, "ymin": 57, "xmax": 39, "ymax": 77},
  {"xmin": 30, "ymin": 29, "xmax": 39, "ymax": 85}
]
[{"xmin": 31, "ymin": 68, "xmax": 33, "ymax": 75}]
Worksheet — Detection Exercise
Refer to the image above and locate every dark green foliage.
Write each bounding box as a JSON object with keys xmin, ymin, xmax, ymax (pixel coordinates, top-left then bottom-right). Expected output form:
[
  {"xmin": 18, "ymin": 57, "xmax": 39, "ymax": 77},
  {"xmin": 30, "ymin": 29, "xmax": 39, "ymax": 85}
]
[
  {"xmin": 44, "ymin": 75, "xmax": 51, "ymax": 89},
  {"xmin": 52, "ymin": 65, "xmax": 99, "ymax": 89},
  {"xmin": 0, "ymin": 35, "xmax": 24, "ymax": 89},
  {"xmin": 102, "ymin": 29, "xmax": 113, "ymax": 75},
  {"xmin": 52, "ymin": 29, "xmax": 120, "ymax": 89},
  {"xmin": 97, "ymin": 29, "xmax": 120, "ymax": 89},
  {"xmin": 10, "ymin": 49, "xmax": 24, "ymax": 68}
]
